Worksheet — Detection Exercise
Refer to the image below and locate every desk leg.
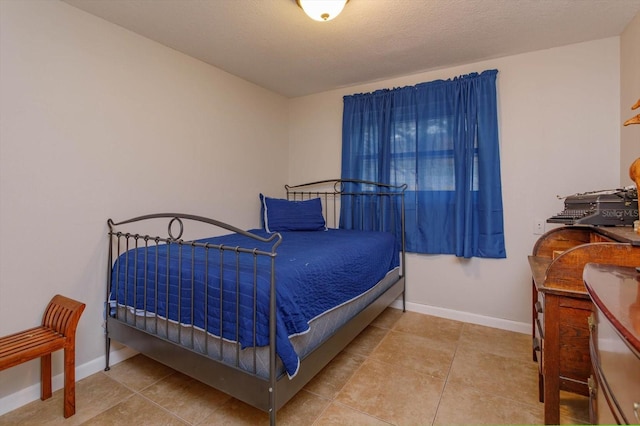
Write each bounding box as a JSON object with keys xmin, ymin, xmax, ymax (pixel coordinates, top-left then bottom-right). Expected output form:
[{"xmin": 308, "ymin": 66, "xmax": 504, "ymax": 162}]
[
  {"xmin": 532, "ymin": 280, "xmax": 538, "ymax": 363},
  {"xmin": 543, "ymin": 295, "xmax": 560, "ymax": 425}
]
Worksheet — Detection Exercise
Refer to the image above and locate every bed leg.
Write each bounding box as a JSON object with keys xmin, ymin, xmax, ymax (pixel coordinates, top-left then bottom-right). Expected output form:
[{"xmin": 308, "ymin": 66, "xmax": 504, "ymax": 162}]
[
  {"xmin": 402, "ymin": 291, "xmax": 406, "ymax": 312},
  {"xmin": 103, "ymin": 301, "xmax": 112, "ymax": 371},
  {"xmin": 104, "ymin": 336, "xmax": 111, "ymax": 371}
]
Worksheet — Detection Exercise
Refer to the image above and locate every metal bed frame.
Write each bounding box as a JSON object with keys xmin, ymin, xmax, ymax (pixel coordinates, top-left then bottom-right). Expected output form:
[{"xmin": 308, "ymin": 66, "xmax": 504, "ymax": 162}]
[{"xmin": 103, "ymin": 179, "xmax": 406, "ymax": 425}]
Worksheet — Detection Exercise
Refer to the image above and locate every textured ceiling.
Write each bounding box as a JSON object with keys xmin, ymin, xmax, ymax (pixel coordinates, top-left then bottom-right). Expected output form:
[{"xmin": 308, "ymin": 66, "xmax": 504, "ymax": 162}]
[{"xmin": 63, "ymin": 0, "xmax": 640, "ymax": 98}]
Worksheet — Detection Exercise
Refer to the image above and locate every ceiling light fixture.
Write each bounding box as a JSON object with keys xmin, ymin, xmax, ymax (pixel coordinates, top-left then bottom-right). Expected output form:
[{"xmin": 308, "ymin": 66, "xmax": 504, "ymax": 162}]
[{"xmin": 296, "ymin": 0, "xmax": 349, "ymax": 22}]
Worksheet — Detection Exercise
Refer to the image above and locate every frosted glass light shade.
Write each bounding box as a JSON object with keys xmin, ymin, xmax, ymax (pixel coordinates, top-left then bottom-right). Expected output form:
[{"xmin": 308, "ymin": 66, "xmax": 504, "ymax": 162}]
[{"xmin": 297, "ymin": 0, "xmax": 348, "ymax": 22}]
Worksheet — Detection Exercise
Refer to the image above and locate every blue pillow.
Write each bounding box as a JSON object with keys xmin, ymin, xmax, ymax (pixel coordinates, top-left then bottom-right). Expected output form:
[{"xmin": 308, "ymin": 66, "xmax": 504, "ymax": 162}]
[{"xmin": 260, "ymin": 194, "xmax": 326, "ymax": 233}]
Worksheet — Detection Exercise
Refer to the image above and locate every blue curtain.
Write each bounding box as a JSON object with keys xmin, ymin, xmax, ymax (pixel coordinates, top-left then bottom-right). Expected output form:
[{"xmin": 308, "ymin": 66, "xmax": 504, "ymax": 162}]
[{"xmin": 341, "ymin": 70, "xmax": 506, "ymax": 258}]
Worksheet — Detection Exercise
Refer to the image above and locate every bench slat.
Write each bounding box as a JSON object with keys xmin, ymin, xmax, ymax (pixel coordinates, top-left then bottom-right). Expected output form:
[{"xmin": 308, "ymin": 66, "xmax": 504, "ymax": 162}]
[
  {"xmin": 0, "ymin": 327, "xmax": 61, "ymax": 346},
  {"xmin": 0, "ymin": 327, "xmax": 65, "ymax": 371},
  {"xmin": 0, "ymin": 332, "xmax": 64, "ymax": 355},
  {"xmin": 0, "ymin": 326, "xmax": 43, "ymax": 341}
]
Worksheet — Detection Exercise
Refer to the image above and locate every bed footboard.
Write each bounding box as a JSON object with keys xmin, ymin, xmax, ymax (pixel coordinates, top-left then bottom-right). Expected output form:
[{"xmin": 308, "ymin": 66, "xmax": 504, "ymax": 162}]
[{"xmin": 105, "ymin": 214, "xmax": 282, "ymax": 397}]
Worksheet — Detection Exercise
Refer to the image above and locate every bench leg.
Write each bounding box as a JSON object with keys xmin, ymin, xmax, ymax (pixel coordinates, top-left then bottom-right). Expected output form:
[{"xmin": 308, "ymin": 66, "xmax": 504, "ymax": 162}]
[
  {"xmin": 63, "ymin": 347, "xmax": 76, "ymax": 418},
  {"xmin": 40, "ymin": 353, "xmax": 52, "ymax": 401}
]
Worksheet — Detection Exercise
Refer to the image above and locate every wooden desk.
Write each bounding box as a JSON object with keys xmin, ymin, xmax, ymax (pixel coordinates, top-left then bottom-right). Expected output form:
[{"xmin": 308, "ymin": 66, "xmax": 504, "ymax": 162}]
[
  {"xmin": 530, "ymin": 225, "xmax": 640, "ymax": 424},
  {"xmin": 584, "ymin": 263, "xmax": 640, "ymax": 424}
]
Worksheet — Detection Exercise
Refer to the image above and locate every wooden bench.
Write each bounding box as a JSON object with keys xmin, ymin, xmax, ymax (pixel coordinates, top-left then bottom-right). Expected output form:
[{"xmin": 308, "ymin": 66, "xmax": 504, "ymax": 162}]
[{"xmin": 0, "ymin": 295, "xmax": 85, "ymax": 418}]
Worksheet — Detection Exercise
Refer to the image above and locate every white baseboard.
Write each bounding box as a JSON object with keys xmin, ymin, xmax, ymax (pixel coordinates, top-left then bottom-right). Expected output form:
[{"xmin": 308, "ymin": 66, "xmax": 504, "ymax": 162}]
[
  {"xmin": 0, "ymin": 346, "xmax": 138, "ymax": 416},
  {"xmin": 389, "ymin": 300, "xmax": 530, "ymax": 335}
]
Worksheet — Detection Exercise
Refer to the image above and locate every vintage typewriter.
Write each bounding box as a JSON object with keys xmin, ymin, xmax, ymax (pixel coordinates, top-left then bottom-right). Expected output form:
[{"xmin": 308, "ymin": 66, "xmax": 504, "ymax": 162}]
[{"xmin": 547, "ymin": 187, "xmax": 639, "ymax": 226}]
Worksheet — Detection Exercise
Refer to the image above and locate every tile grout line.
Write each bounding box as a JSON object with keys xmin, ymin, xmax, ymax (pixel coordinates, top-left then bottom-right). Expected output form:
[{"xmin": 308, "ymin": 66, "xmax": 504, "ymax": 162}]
[
  {"xmin": 307, "ymin": 316, "xmax": 402, "ymax": 425},
  {"xmin": 100, "ymin": 368, "xmax": 193, "ymax": 425},
  {"xmin": 429, "ymin": 321, "xmax": 464, "ymax": 426},
  {"xmin": 74, "ymin": 372, "xmax": 139, "ymax": 425},
  {"xmin": 97, "ymin": 364, "xmax": 195, "ymax": 424},
  {"xmin": 312, "ymin": 320, "xmax": 399, "ymax": 426}
]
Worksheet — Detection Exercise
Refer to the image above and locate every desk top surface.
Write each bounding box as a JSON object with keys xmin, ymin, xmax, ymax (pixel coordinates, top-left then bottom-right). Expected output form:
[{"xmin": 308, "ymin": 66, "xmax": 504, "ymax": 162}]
[{"xmin": 592, "ymin": 226, "xmax": 640, "ymax": 245}]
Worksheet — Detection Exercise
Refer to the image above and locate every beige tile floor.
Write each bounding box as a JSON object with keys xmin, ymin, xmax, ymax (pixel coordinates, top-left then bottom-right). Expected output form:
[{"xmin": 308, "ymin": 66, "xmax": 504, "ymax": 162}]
[{"xmin": 0, "ymin": 308, "xmax": 589, "ymax": 425}]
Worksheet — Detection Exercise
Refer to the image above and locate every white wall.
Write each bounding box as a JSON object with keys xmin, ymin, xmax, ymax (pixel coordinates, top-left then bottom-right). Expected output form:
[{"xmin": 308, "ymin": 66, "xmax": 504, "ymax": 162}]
[
  {"xmin": 0, "ymin": 0, "xmax": 630, "ymax": 414},
  {"xmin": 0, "ymin": 0, "xmax": 288, "ymax": 406},
  {"xmin": 289, "ymin": 38, "xmax": 621, "ymax": 329},
  {"xmin": 621, "ymin": 12, "xmax": 640, "ymax": 184}
]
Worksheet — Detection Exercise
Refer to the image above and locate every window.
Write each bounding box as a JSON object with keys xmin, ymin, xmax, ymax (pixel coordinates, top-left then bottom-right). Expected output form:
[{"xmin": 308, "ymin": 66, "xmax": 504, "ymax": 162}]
[{"xmin": 341, "ymin": 70, "xmax": 505, "ymax": 258}]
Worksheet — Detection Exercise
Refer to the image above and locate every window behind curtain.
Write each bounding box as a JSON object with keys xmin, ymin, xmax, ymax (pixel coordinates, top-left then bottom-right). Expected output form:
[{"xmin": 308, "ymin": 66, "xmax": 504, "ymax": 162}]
[{"xmin": 341, "ymin": 70, "xmax": 506, "ymax": 259}]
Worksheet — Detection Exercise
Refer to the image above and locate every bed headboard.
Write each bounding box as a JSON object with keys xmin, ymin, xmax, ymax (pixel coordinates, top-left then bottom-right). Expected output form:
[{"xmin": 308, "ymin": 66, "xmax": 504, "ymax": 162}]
[{"xmin": 285, "ymin": 179, "xmax": 407, "ymax": 265}]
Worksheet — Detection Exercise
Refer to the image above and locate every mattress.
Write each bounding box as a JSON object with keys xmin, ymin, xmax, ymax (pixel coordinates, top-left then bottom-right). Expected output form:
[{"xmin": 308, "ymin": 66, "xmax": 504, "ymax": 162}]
[
  {"xmin": 116, "ymin": 266, "xmax": 399, "ymax": 379},
  {"xmin": 110, "ymin": 228, "xmax": 399, "ymax": 377}
]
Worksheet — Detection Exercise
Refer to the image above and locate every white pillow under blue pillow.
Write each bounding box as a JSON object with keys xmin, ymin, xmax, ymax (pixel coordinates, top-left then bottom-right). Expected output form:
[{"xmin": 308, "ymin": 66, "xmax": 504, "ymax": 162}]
[{"xmin": 260, "ymin": 194, "xmax": 326, "ymax": 233}]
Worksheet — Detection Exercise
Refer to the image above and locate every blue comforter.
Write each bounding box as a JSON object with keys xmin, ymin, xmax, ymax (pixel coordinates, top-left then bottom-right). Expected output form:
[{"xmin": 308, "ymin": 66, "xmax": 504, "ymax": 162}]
[{"xmin": 111, "ymin": 229, "xmax": 399, "ymax": 377}]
